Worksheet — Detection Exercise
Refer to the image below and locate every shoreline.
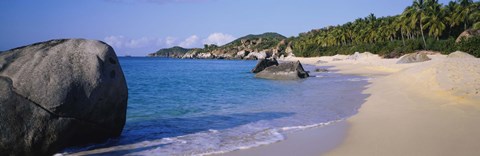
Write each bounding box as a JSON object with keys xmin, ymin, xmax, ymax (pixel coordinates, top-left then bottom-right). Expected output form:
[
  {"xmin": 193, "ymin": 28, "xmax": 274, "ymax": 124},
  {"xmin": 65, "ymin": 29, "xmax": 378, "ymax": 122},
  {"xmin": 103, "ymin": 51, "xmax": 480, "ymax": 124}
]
[
  {"xmin": 220, "ymin": 121, "xmax": 350, "ymax": 156},
  {"xmin": 221, "ymin": 53, "xmax": 480, "ymax": 156}
]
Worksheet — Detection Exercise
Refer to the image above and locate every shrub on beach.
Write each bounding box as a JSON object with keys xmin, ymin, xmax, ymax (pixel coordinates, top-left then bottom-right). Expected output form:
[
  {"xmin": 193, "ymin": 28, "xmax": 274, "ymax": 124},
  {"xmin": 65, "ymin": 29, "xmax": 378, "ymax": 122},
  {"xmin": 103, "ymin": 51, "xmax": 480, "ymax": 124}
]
[
  {"xmin": 292, "ymin": 37, "xmax": 479, "ymax": 58},
  {"xmin": 456, "ymin": 36, "xmax": 480, "ymax": 58}
]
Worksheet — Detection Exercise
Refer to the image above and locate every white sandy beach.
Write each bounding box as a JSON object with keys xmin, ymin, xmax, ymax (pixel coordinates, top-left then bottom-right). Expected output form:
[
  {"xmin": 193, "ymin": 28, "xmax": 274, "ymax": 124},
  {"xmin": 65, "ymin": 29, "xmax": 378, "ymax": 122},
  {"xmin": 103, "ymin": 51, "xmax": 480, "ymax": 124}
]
[{"xmin": 222, "ymin": 52, "xmax": 480, "ymax": 156}]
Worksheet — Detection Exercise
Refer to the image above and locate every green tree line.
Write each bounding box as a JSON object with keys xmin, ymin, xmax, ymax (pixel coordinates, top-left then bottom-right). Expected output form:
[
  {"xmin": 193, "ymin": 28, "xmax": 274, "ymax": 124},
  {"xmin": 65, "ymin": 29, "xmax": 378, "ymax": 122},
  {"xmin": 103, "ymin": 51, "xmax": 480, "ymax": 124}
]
[{"xmin": 292, "ymin": 0, "xmax": 480, "ymax": 57}]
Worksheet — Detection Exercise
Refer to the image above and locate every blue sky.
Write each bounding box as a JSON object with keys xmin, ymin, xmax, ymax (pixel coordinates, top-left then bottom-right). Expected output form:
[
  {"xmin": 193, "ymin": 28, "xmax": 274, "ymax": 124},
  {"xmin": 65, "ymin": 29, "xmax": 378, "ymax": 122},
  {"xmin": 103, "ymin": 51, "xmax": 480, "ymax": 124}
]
[{"xmin": 0, "ymin": 0, "xmax": 451, "ymax": 56}]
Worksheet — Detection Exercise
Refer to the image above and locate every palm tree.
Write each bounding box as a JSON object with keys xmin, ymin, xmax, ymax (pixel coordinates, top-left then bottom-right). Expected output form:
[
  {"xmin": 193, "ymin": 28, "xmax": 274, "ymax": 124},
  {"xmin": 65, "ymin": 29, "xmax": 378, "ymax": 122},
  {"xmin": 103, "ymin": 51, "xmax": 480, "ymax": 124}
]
[
  {"xmin": 444, "ymin": 1, "xmax": 461, "ymax": 35},
  {"xmin": 423, "ymin": 0, "xmax": 446, "ymax": 40},
  {"xmin": 408, "ymin": 0, "xmax": 428, "ymax": 49},
  {"xmin": 396, "ymin": 15, "xmax": 409, "ymax": 46},
  {"xmin": 468, "ymin": 2, "xmax": 480, "ymax": 29},
  {"xmin": 456, "ymin": 0, "xmax": 474, "ymax": 30}
]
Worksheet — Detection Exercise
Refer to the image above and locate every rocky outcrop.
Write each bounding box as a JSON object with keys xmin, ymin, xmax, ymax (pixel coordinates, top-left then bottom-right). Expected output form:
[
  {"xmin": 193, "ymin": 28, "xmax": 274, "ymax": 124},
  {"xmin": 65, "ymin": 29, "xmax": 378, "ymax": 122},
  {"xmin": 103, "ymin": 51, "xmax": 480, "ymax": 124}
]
[
  {"xmin": 255, "ymin": 61, "xmax": 309, "ymax": 80},
  {"xmin": 251, "ymin": 59, "xmax": 279, "ymax": 73},
  {"xmin": 245, "ymin": 51, "xmax": 267, "ymax": 60},
  {"xmin": 456, "ymin": 29, "xmax": 480, "ymax": 43},
  {"xmin": 235, "ymin": 50, "xmax": 250, "ymax": 59},
  {"xmin": 197, "ymin": 52, "xmax": 214, "ymax": 59},
  {"xmin": 397, "ymin": 52, "xmax": 431, "ymax": 64},
  {"xmin": 157, "ymin": 32, "xmax": 290, "ymax": 60},
  {"xmin": 182, "ymin": 50, "xmax": 198, "ymax": 59},
  {"xmin": 0, "ymin": 39, "xmax": 128, "ymax": 155},
  {"xmin": 447, "ymin": 51, "xmax": 476, "ymax": 58}
]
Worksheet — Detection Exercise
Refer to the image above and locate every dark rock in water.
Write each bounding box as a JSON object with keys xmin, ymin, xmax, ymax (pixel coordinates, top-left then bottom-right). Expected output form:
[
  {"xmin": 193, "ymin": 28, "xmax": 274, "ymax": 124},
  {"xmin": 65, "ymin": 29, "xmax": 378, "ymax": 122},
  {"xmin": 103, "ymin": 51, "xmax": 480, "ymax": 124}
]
[
  {"xmin": 0, "ymin": 39, "xmax": 128, "ymax": 155},
  {"xmin": 251, "ymin": 58, "xmax": 279, "ymax": 73},
  {"xmin": 316, "ymin": 60, "xmax": 328, "ymax": 64},
  {"xmin": 396, "ymin": 52, "xmax": 431, "ymax": 64},
  {"xmin": 255, "ymin": 61, "xmax": 309, "ymax": 80},
  {"xmin": 315, "ymin": 68, "xmax": 329, "ymax": 72}
]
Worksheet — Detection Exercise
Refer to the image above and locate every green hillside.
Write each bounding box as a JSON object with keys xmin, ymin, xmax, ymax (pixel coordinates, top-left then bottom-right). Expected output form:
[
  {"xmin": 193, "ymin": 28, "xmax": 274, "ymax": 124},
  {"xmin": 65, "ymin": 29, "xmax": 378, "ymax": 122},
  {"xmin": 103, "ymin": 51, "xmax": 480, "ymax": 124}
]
[
  {"xmin": 149, "ymin": 46, "xmax": 192, "ymax": 57},
  {"xmin": 221, "ymin": 32, "xmax": 287, "ymax": 50}
]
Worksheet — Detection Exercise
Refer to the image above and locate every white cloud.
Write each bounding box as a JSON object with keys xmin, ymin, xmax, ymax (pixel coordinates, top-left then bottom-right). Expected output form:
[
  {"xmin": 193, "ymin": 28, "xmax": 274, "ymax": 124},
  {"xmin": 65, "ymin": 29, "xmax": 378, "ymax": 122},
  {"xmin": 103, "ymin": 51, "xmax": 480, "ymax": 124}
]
[
  {"xmin": 125, "ymin": 37, "xmax": 156, "ymax": 48},
  {"xmin": 104, "ymin": 35, "xmax": 126, "ymax": 48},
  {"xmin": 103, "ymin": 35, "xmax": 164, "ymax": 56},
  {"xmin": 165, "ymin": 36, "xmax": 177, "ymax": 47},
  {"xmin": 102, "ymin": 34, "xmax": 235, "ymax": 56},
  {"xmin": 202, "ymin": 33, "xmax": 235, "ymax": 46},
  {"xmin": 155, "ymin": 38, "xmax": 164, "ymax": 46},
  {"xmin": 179, "ymin": 35, "xmax": 199, "ymax": 48},
  {"xmin": 104, "ymin": 35, "xmax": 157, "ymax": 49}
]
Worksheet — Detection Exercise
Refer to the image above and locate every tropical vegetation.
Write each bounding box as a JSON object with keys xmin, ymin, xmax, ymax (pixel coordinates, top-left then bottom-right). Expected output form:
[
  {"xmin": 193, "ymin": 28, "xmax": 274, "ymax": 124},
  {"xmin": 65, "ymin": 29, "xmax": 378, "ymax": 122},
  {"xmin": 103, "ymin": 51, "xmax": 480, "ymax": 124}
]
[{"xmin": 292, "ymin": 0, "xmax": 480, "ymax": 57}]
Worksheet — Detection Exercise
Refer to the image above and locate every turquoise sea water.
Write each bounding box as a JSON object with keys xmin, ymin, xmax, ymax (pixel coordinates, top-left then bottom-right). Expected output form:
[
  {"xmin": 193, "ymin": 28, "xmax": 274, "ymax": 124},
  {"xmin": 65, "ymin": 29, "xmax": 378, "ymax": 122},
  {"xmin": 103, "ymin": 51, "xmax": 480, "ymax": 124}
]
[{"xmin": 66, "ymin": 57, "xmax": 369, "ymax": 155}]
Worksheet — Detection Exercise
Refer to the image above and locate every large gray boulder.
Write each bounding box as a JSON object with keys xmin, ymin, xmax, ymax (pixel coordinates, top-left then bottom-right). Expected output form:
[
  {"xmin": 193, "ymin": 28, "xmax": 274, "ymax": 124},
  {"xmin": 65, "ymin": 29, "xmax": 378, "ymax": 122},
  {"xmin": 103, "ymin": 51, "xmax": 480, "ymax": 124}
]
[
  {"xmin": 397, "ymin": 52, "xmax": 431, "ymax": 64},
  {"xmin": 251, "ymin": 58, "xmax": 279, "ymax": 73},
  {"xmin": 0, "ymin": 39, "xmax": 128, "ymax": 155},
  {"xmin": 255, "ymin": 61, "xmax": 309, "ymax": 80},
  {"xmin": 456, "ymin": 29, "xmax": 480, "ymax": 43}
]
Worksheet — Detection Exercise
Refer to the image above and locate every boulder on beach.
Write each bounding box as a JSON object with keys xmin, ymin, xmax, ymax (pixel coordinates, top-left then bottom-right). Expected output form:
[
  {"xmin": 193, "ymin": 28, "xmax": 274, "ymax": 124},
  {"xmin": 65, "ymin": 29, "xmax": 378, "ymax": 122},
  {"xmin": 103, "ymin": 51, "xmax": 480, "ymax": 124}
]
[
  {"xmin": 447, "ymin": 51, "xmax": 476, "ymax": 58},
  {"xmin": 396, "ymin": 52, "xmax": 431, "ymax": 64},
  {"xmin": 255, "ymin": 61, "xmax": 309, "ymax": 80},
  {"xmin": 346, "ymin": 52, "xmax": 380, "ymax": 60},
  {"xmin": 251, "ymin": 58, "xmax": 279, "ymax": 73},
  {"xmin": 0, "ymin": 39, "xmax": 128, "ymax": 155},
  {"xmin": 456, "ymin": 29, "xmax": 480, "ymax": 43}
]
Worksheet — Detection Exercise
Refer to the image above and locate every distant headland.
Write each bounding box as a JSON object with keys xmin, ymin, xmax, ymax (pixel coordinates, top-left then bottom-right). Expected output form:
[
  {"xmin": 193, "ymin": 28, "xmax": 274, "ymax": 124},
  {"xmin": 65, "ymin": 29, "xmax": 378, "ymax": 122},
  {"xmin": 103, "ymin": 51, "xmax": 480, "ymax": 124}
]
[{"xmin": 149, "ymin": 0, "xmax": 479, "ymax": 59}]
